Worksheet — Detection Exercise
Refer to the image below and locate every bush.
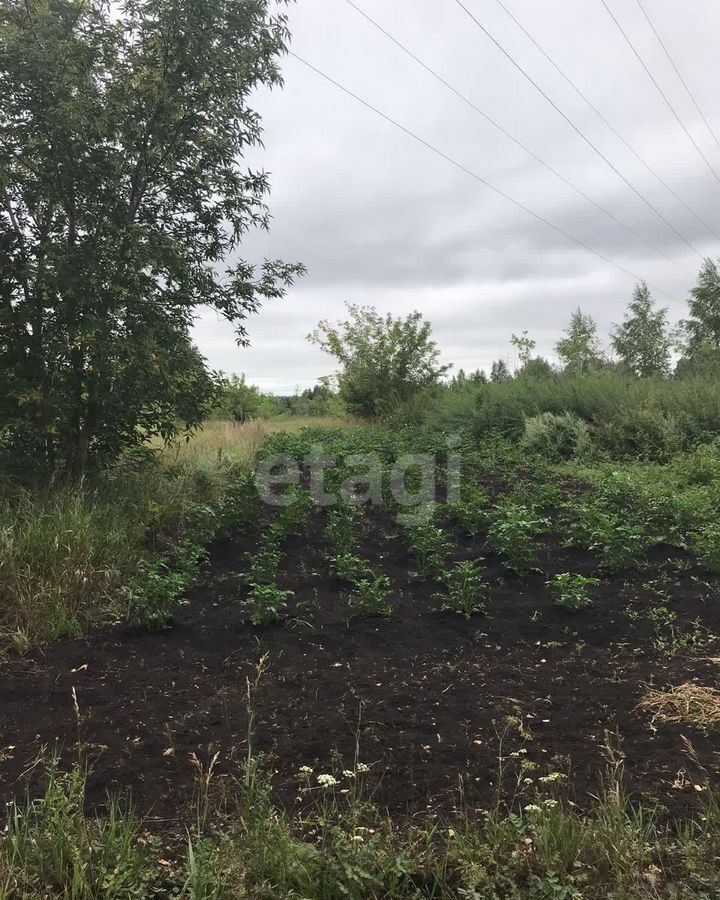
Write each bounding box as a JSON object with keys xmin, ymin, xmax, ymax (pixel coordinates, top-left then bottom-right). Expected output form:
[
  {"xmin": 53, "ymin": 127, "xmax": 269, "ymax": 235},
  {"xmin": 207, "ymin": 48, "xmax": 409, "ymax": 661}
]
[
  {"xmin": 591, "ymin": 408, "xmax": 684, "ymax": 461},
  {"xmin": 522, "ymin": 412, "xmax": 589, "ymax": 461}
]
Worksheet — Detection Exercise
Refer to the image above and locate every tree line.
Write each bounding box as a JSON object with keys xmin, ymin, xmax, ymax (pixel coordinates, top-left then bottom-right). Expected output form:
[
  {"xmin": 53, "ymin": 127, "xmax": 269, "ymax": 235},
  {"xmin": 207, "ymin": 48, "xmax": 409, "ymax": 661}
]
[{"xmin": 308, "ymin": 260, "xmax": 720, "ymax": 420}]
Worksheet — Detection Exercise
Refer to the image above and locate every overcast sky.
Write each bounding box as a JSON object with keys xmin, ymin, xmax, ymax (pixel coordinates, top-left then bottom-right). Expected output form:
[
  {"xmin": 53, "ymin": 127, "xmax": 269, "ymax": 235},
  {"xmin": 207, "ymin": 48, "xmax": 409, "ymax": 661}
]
[{"xmin": 192, "ymin": 0, "xmax": 720, "ymax": 393}]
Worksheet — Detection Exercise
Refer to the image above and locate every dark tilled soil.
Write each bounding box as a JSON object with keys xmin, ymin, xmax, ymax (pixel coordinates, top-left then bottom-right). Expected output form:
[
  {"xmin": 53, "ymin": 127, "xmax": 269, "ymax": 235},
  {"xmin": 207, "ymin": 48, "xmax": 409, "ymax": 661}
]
[{"xmin": 2, "ymin": 505, "xmax": 720, "ymax": 827}]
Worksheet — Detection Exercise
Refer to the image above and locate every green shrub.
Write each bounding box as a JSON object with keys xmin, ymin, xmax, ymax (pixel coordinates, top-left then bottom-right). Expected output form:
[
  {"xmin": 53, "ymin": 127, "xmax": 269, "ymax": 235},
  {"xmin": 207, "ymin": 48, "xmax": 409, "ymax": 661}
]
[
  {"xmin": 591, "ymin": 408, "xmax": 684, "ymax": 461},
  {"xmin": 521, "ymin": 412, "xmax": 588, "ymax": 461}
]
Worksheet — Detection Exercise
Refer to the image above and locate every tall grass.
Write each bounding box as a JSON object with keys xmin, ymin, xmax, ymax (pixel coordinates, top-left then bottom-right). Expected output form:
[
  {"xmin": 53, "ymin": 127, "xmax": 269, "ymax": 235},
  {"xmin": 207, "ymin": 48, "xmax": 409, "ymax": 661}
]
[
  {"xmin": 0, "ymin": 417, "xmax": 352, "ymax": 652},
  {"xmin": 3, "ymin": 753, "xmax": 720, "ymax": 899}
]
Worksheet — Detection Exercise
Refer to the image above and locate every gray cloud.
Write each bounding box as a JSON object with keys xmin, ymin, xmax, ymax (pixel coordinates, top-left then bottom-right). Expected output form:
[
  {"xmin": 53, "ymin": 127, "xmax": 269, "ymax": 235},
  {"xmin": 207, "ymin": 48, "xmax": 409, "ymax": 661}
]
[{"xmin": 192, "ymin": 0, "xmax": 720, "ymax": 392}]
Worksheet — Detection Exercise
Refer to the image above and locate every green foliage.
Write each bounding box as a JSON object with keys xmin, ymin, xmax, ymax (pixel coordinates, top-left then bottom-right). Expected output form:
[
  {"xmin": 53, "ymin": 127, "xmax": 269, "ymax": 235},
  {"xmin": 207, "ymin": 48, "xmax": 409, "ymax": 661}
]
[
  {"xmin": 487, "ymin": 502, "xmax": 548, "ymax": 575},
  {"xmin": 324, "ymin": 504, "xmax": 361, "ymax": 554},
  {"xmin": 490, "ymin": 358, "xmax": 512, "ymax": 383},
  {"xmin": 11, "ymin": 756, "xmax": 720, "ymax": 899},
  {"xmin": 349, "ymin": 575, "xmax": 393, "ymax": 618},
  {"xmin": 592, "ymin": 519, "xmax": 648, "ymax": 573},
  {"xmin": 309, "ymin": 304, "xmax": 450, "ymax": 418},
  {"xmin": 331, "ymin": 551, "xmax": 372, "ymax": 583},
  {"xmin": 246, "ymin": 538, "xmax": 282, "ymax": 586},
  {"xmin": 446, "ymin": 483, "xmax": 490, "ymax": 537},
  {"xmin": 420, "ymin": 371, "xmax": 720, "ymax": 454},
  {"xmin": 245, "ymin": 582, "xmax": 293, "ymax": 626},
  {"xmin": 521, "ymin": 412, "xmax": 589, "ymax": 461},
  {"xmin": 682, "ymin": 258, "xmax": 720, "ymax": 355},
  {"xmin": 647, "ymin": 605, "xmax": 709, "ymax": 656},
  {"xmin": 556, "ymin": 308, "xmax": 604, "ymax": 373},
  {"xmin": 435, "ymin": 559, "xmax": 487, "ymax": 617},
  {"xmin": 129, "ymin": 540, "xmax": 206, "ymax": 629},
  {"xmin": 549, "ymin": 573, "xmax": 599, "ymax": 611},
  {"xmin": 273, "ymin": 487, "xmax": 315, "ymax": 538},
  {"xmin": 0, "ymin": 0, "xmax": 303, "ymax": 478},
  {"xmin": 406, "ymin": 523, "xmax": 452, "ymax": 578},
  {"xmin": 611, "ymin": 283, "xmax": 671, "ymax": 377},
  {"xmin": 210, "ymin": 373, "xmax": 281, "ymax": 422},
  {"xmin": 2, "ymin": 760, "xmax": 162, "ymax": 897},
  {"xmin": 693, "ymin": 524, "xmax": 720, "ymax": 572},
  {"xmin": 592, "ymin": 408, "xmax": 683, "ymax": 462}
]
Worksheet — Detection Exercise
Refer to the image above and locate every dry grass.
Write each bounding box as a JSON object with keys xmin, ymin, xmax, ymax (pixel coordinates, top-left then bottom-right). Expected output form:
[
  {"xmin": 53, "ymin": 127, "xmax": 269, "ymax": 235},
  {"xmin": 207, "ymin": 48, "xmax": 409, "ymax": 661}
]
[
  {"xmin": 638, "ymin": 682, "xmax": 720, "ymax": 728},
  {"xmin": 157, "ymin": 416, "xmax": 353, "ymax": 471}
]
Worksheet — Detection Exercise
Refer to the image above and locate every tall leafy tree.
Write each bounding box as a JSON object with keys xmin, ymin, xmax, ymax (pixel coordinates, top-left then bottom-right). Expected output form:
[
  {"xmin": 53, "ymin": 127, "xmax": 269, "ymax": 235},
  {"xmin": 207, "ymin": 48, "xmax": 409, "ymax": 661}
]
[
  {"xmin": 490, "ymin": 359, "xmax": 511, "ymax": 383},
  {"xmin": 555, "ymin": 309, "xmax": 603, "ymax": 373},
  {"xmin": 679, "ymin": 258, "xmax": 720, "ymax": 361},
  {"xmin": 308, "ymin": 304, "xmax": 450, "ymax": 418},
  {"xmin": 0, "ymin": 0, "xmax": 303, "ymax": 476},
  {"xmin": 612, "ymin": 283, "xmax": 671, "ymax": 377}
]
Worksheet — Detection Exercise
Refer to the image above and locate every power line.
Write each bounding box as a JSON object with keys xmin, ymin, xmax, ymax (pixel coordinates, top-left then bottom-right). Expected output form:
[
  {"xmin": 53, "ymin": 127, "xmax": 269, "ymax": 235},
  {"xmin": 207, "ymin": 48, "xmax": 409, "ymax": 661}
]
[
  {"xmin": 600, "ymin": 0, "xmax": 720, "ymax": 189},
  {"xmin": 489, "ymin": 0, "xmax": 720, "ymax": 242},
  {"xmin": 342, "ymin": 0, "xmax": 690, "ymax": 275},
  {"xmin": 288, "ymin": 50, "xmax": 679, "ymax": 303},
  {"xmin": 452, "ymin": 0, "xmax": 705, "ymax": 264},
  {"xmin": 634, "ymin": 0, "xmax": 720, "ymax": 156}
]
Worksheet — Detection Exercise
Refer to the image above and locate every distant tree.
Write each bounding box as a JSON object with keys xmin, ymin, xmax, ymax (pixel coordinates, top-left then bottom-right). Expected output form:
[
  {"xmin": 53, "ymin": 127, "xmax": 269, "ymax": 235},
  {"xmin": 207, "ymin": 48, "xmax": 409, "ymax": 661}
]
[
  {"xmin": 510, "ymin": 331, "xmax": 536, "ymax": 369},
  {"xmin": 308, "ymin": 304, "xmax": 450, "ymax": 418},
  {"xmin": 519, "ymin": 356, "xmax": 554, "ymax": 379},
  {"xmin": 555, "ymin": 309, "xmax": 603, "ymax": 373},
  {"xmin": 0, "ymin": 0, "xmax": 303, "ymax": 477},
  {"xmin": 490, "ymin": 359, "xmax": 512, "ymax": 383},
  {"xmin": 288, "ymin": 382, "xmax": 343, "ymax": 417},
  {"xmin": 211, "ymin": 374, "xmax": 263, "ymax": 422},
  {"xmin": 676, "ymin": 260, "xmax": 720, "ymax": 376},
  {"xmin": 612, "ymin": 283, "xmax": 671, "ymax": 377},
  {"xmin": 675, "ymin": 343, "xmax": 720, "ymax": 378},
  {"xmin": 469, "ymin": 368, "xmax": 488, "ymax": 383}
]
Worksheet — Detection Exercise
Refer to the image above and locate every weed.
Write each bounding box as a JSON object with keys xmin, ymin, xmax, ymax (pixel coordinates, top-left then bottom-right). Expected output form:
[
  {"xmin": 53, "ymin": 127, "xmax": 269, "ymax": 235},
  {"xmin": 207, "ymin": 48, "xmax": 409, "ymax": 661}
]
[{"xmin": 647, "ymin": 605, "xmax": 710, "ymax": 656}]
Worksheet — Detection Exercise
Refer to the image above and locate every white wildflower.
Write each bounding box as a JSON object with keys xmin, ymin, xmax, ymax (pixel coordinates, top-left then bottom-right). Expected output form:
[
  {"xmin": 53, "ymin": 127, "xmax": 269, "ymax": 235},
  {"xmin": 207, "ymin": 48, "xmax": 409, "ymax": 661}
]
[{"xmin": 316, "ymin": 773, "xmax": 338, "ymax": 788}]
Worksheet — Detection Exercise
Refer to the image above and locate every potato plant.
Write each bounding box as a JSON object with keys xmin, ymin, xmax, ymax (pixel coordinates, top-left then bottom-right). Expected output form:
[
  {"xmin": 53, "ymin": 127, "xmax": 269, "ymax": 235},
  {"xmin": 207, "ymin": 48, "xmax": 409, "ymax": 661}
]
[
  {"xmin": 693, "ymin": 524, "xmax": 720, "ymax": 572},
  {"xmin": 245, "ymin": 537, "xmax": 282, "ymax": 586},
  {"xmin": 245, "ymin": 582, "xmax": 294, "ymax": 626},
  {"xmin": 446, "ymin": 484, "xmax": 489, "ymax": 537},
  {"xmin": 406, "ymin": 523, "xmax": 452, "ymax": 578},
  {"xmin": 324, "ymin": 504, "xmax": 361, "ymax": 554},
  {"xmin": 434, "ymin": 559, "xmax": 487, "ymax": 618},
  {"xmin": 548, "ymin": 572, "xmax": 599, "ymax": 611},
  {"xmin": 349, "ymin": 575, "xmax": 393, "ymax": 618},
  {"xmin": 591, "ymin": 520, "xmax": 648, "ymax": 573},
  {"xmin": 487, "ymin": 502, "xmax": 548, "ymax": 575},
  {"xmin": 273, "ymin": 487, "xmax": 314, "ymax": 539},
  {"xmin": 331, "ymin": 551, "xmax": 372, "ymax": 583}
]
